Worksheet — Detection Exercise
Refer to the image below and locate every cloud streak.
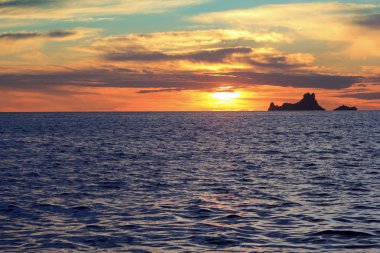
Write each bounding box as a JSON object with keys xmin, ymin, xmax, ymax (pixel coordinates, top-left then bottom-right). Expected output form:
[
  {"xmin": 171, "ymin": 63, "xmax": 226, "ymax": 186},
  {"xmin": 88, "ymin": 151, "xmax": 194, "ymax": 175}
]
[
  {"xmin": 102, "ymin": 45, "xmax": 314, "ymax": 71},
  {"xmin": 93, "ymin": 30, "xmax": 287, "ymax": 54},
  {"xmin": 0, "ymin": 0, "xmax": 208, "ymax": 20},
  {"xmin": 337, "ymin": 92, "xmax": 380, "ymax": 100},
  {"xmin": 0, "ymin": 30, "xmax": 77, "ymax": 40},
  {"xmin": 0, "ymin": 68, "xmax": 362, "ymax": 94},
  {"xmin": 105, "ymin": 47, "xmax": 252, "ymax": 63},
  {"xmin": 223, "ymin": 72, "xmax": 361, "ymax": 90},
  {"xmin": 354, "ymin": 14, "xmax": 380, "ymax": 29},
  {"xmin": 136, "ymin": 88, "xmax": 185, "ymax": 94},
  {"xmin": 0, "ymin": 28, "xmax": 100, "ymax": 57}
]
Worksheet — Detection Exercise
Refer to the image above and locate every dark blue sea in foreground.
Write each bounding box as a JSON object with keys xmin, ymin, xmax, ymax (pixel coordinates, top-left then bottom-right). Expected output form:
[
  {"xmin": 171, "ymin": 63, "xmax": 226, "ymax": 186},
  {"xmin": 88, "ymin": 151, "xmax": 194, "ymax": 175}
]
[{"xmin": 0, "ymin": 112, "xmax": 379, "ymax": 252}]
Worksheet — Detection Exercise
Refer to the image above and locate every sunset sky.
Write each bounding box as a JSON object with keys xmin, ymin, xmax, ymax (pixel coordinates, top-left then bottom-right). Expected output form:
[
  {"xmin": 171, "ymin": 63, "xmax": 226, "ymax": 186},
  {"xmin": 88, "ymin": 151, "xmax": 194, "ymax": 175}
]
[{"xmin": 0, "ymin": 0, "xmax": 379, "ymax": 111}]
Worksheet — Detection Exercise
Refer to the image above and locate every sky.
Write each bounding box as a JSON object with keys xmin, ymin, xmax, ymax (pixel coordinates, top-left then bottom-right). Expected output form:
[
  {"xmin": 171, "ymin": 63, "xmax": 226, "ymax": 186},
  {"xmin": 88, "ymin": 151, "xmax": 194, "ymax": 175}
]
[{"xmin": 0, "ymin": 0, "xmax": 379, "ymax": 111}]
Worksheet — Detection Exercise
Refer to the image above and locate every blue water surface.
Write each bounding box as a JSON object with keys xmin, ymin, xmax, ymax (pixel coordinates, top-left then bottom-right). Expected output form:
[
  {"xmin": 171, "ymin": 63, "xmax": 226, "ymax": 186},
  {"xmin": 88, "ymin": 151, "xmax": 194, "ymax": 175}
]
[{"xmin": 0, "ymin": 112, "xmax": 379, "ymax": 252}]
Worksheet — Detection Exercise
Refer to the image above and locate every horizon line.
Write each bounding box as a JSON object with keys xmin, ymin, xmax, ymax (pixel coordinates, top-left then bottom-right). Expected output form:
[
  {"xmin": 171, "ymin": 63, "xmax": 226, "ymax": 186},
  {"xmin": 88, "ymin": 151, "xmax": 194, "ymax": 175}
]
[{"xmin": 0, "ymin": 110, "xmax": 378, "ymax": 113}]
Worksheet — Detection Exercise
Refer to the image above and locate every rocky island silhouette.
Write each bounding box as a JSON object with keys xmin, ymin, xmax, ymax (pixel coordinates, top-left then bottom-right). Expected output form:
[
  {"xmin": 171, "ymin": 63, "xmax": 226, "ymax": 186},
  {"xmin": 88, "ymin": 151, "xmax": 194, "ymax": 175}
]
[
  {"xmin": 334, "ymin": 105, "xmax": 357, "ymax": 111},
  {"xmin": 268, "ymin": 93, "xmax": 325, "ymax": 111},
  {"xmin": 268, "ymin": 93, "xmax": 357, "ymax": 111}
]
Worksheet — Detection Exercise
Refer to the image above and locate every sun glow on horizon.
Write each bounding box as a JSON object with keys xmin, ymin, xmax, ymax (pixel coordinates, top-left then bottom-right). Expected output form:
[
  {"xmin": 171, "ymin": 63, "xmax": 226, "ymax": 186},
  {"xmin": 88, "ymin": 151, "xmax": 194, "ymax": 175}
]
[
  {"xmin": 207, "ymin": 89, "xmax": 245, "ymax": 110},
  {"xmin": 212, "ymin": 91, "xmax": 240, "ymax": 101}
]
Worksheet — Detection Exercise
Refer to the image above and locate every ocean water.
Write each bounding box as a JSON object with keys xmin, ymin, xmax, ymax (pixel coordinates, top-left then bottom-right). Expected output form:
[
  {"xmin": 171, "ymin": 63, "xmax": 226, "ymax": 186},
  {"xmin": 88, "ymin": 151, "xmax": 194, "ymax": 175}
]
[{"xmin": 0, "ymin": 112, "xmax": 379, "ymax": 252}]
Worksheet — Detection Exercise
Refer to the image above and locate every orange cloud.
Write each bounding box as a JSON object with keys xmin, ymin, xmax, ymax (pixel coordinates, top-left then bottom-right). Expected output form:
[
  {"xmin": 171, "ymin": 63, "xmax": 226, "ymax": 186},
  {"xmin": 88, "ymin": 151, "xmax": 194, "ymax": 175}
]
[
  {"xmin": 93, "ymin": 29, "xmax": 288, "ymax": 55},
  {"xmin": 192, "ymin": 3, "xmax": 380, "ymax": 59}
]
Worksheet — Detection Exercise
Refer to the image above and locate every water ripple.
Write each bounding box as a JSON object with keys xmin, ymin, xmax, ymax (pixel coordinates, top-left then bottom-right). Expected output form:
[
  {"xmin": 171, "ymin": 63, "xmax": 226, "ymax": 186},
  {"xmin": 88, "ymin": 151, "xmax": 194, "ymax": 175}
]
[{"xmin": 0, "ymin": 111, "xmax": 379, "ymax": 252}]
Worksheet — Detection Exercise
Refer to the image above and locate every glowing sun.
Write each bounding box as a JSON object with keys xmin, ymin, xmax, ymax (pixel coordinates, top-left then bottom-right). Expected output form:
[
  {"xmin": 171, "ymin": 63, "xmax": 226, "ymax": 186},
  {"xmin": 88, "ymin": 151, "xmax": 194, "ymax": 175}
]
[{"xmin": 212, "ymin": 91, "xmax": 240, "ymax": 101}]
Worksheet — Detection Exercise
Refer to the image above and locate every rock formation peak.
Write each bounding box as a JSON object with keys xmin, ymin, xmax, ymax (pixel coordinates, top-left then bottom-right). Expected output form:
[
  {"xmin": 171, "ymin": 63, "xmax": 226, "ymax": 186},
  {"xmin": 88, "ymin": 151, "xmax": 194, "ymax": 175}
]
[
  {"xmin": 268, "ymin": 93, "xmax": 325, "ymax": 111},
  {"xmin": 334, "ymin": 105, "xmax": 357, "ymax": 111}
]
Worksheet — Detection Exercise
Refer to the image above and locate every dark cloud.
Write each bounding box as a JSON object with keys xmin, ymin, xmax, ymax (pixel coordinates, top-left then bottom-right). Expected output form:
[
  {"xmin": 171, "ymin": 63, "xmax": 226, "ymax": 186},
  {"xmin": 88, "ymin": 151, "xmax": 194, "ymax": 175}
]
[
  {"xmin": 0, "ymin": 68, "xmax": 363, "ymax": 93},
  {"xmin": 0, "ymin": 32, "xmax": 40, "ymax": 40},
  {"xmin": 355, "ymin": 14, "xmax": 380, "ymax": 29},
  {"xmin": 107, "ymin": 52, "xmax": 171, "ymax": 61},
  {"xmin": 365, "ymin": 76, "xmax": 380, "ymax": 83},
  {"xmin": 0, "ymin": 30, "xmax": 77, "ymax": 40},
  {"xmin": 137, "ymin": 88, "xmax": 185, "ymax": 94},
  {"xmin": 105, "ymin": 47, "xmax": 252, "ymax": 63},
  {"xmin": 0, "ymin": 0, "xmax": 58, "ymax": 8},
  {"xmin": 0, "ymin": 70, "xmax": 218, "ymax": 91},
  {"xmin": 245, "ymin": 56, "xmax": 306, "ymax": 69},
  {"xmin": 337, "ymin": 92, "xmax": 380, "ymax": 100},
  {"xmin": 186, "ymin": 47, "xmax": 252, "ymax": 63},
  {"xmin": 223, "ymin": 72, "xmax": 361, "ymax": 89},
  {"xmin": 105, "ymin": 47, "xmax": 308, "ymax": 70},
  {"xmin": 47, "ymin": 30, "xmax": 76, "ymax": 37}
]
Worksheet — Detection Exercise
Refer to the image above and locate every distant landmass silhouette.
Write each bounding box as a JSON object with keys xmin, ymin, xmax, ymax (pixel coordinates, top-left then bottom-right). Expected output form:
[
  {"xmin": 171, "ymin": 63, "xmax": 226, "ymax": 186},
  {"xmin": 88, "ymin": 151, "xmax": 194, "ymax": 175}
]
[
  {"xmin": 268, "ymin": 93, "xmax": 326, "ymax": 111},
  {"xmin": 334, "ymin": 105, "xmax": 357, "ymax": 111}
]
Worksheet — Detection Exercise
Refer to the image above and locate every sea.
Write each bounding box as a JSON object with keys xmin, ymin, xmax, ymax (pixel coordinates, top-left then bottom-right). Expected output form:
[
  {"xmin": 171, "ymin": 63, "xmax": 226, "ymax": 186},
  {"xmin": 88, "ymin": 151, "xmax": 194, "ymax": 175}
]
[{"xmin": 0, "ymin": 112, "xmax": 379, "ymax": 252}]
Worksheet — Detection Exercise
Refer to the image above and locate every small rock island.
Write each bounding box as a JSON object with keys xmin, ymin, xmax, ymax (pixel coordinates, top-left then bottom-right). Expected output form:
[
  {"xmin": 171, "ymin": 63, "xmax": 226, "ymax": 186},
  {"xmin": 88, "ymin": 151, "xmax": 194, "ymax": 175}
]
[
  {"xmin": 268, "ymin": 93, "xmax": 326, "ymax": 111},
  {"xmin": 333, "ymin": 105, "xmax": 357, "ymax": 111}
]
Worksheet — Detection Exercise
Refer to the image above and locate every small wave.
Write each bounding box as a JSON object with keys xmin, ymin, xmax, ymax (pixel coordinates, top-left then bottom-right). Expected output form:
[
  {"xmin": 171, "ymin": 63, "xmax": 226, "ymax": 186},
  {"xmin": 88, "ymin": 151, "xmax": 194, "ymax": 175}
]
[
  {"xmin": 70, "ymin": 206, "xmax": 97, "ymax": 218},
  {"xmin": 191, "ymin": 235, "xmax": 239, "ymax": 247},
  {"xmin": 311, "ymin": 230, "xmax": 374, "ymax": 238},
  {"xmin": 193, "ymin": 209, "xmax": 214, "ymax": 218},
  {"xmin": 65, "ymin": 235, "xmax": 133, "ymax": 248},
  {"xmin": 354, "ymin": 205, "xmax": 379, "ymax": 210},
  {"xmin": 224, "ymin": 214, "xmax": 242, "ymax": 219},
  {"xmin": 40, "ymin": 241, "xmax": 78, "ymax": 249},
  {"xmin": 82, "ymin": 224, "xmax": 105, "ymax": 231},
  {"xmin": 71, "ymin": 206, "xmax": 92, "ymax": 211},
  {"xmin": 345, "ymin": 244, "xmax": 379, "ymax": 249},
  {"xmin": 0, "ymin": 204, "xmax": 22, "ymax": 213},
  {"xmin": 128, "ymin": 249, "xmax": 152, "ymax": 253},
  {"xmin": 33, "ymin": 203, "xmax": 67, "ymax": 213},
  {"xmin": 97, "ymin": 181, "xmax": 124, "ymax": 189}
]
